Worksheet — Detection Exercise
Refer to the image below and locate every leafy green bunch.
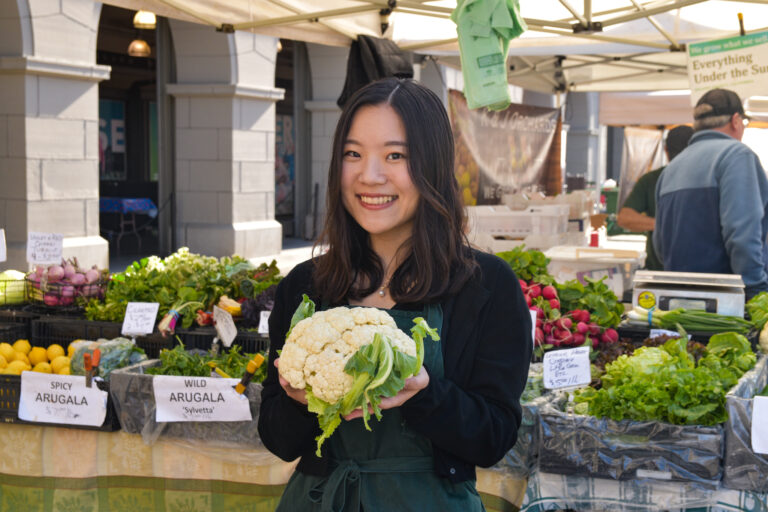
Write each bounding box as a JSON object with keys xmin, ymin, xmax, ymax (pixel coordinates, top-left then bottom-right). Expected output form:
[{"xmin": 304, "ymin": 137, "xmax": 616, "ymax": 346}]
[
  {"xmin": 574, "ymin": 332, "xmax": 756, "ymax": 425},
  {"xmin": 556, "ymin": 276, "xmax": 623, "ymax": 328},
  {"xmin": 146, "ymin": 342, "xmax": 266, "ymax": 381},
  {"xmin": 496, "ymin": 245, "xmax": 554, "ymax": 284},
  {"xmin": 85, "ymin": 248, "xmax": 252, "ymax": 329},
  {"xmin": 746, "ymin": 291, "xmax": 768, "ymax": 330}
]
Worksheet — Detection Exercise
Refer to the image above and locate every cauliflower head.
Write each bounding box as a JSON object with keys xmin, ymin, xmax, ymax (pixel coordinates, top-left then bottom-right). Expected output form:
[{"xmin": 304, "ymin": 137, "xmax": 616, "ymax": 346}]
[{"xmin": 278, "ymin": 306, "xmax": 416, "ymax": 404}]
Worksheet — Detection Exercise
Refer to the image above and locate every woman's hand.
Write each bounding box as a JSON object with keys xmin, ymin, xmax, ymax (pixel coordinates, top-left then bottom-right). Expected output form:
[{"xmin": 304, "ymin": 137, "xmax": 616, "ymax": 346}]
[
  {"xmin": 343, "ymin": 366, "xmax": 429, "ymax": 421},
  {"xmin": 274, "ymin": 358, "xmax": 308, "ymax": 405}
]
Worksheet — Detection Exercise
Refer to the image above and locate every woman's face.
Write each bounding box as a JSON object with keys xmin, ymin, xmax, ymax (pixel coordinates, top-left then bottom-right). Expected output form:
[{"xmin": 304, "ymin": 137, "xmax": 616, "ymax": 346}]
[{"xmin": 341, "ymin": 104, "xmax": 420, "ymax": 245}]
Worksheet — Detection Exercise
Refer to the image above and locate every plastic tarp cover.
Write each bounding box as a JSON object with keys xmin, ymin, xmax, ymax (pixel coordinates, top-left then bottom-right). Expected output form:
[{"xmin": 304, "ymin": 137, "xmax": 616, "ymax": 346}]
[
  {"xmin": 538, "ymin": 392, "xmax": 724, "ymax": 488},
  {"xmin": 109, "ymin": 360, "xmax": 266, "ymax": 457},
  {"xmin": 723, "ymin": 356, "xmax": 768, "ymax": 492}
]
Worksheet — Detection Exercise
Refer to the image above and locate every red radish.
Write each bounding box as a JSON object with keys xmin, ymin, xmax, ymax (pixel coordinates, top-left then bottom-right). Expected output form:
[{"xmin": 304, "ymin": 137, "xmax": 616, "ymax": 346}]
[
  {"xmin": 519, "ymin": 279, "xmax": 528, "ymax": 291},
  {"xmin": 536, "ymin": 318, "xmax": 543, "ymax": 328},
  {"xmin": 543, "ymin": 323, "xmax": 553, "ymax": 334},
  {"xmin": 589, "ymin": 324, "xmax": 601, "ymax": 335},
  {"xmin": 535, "ymin": 328, "xmax": 544, "ymax": 345},
  {"xmin": 581, "ymin": 311, "xmax": 591, "ymax": 323},
  {"xmin": 591, "ymin": 336, "xmax": 599, "ymax": 348},
  {"xmin": 545, "ymin": 335, "xmax": 558, "ymax": 347},
  {"xmin": 576, "ymin": 321, "xmax": 588, "ymax": 334},
  {"xmin": 528, "ymin": 285, "xmax": 541, "ymax": 298},
  {"xmin": 572, "ymin": 333, "xmax": 585, "ymax": 345},
  {"xmin": 549, "ymin": 298, "xmax": 560, "ymax": 310},
  {"xmin": 556, "ymin": 317, "xmax": 572, "ymax": 330},
  {"xmin": 601, "ymin": 328, "xmax": 619, "ymax": 344},
  {"xmin": 532, "ymin": 306, "xmax": 545, "ymax": 318},
  {"xmin": 542, "ymin": 285, "xmax": 558, "ymax": 300},
  {"xmin": 525, "ymin": 294, "xmax": 532, "ymax": 307}
]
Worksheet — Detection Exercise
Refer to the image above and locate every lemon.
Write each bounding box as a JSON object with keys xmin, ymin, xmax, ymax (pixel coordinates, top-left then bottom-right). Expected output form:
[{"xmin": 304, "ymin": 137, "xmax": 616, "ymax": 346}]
[
  {"xmin": 0, "ymin": 354, "xmax": 7, "ymax": 369},
  {"xmin": 13, "ymin": 351, "xmax": 30, "ymax": 366},
  {"xmin": 12, "ymin": 339, "xmax": 31, "ymax": 355},
  {"xmin": 5, "ymin": 360, "xmax": 29, "ymax": 375},
  {"xmin": 29, "ymin": 346, "xmax": 48, "ymax": 366},
  {"xmin": 67, "ymin": 341, "xmax": 81, "ymax": 358},
  {"xmin": 33, "ymin": 362, "xmax": 52, "ymax": 373},
  {"xmin": 50, "ymin": 356, "xmax": 70, "ymax": 374},
  {"xmin": 0, "ymin": 342, "xmax": 14, "ymax": 362},
  {"xmin": 47, "ymin": 344, "xmax": 65, "ymax": 362},
  {"xmin": 56, "ymin": 366, "xmax": 70, "ymax": 375}
]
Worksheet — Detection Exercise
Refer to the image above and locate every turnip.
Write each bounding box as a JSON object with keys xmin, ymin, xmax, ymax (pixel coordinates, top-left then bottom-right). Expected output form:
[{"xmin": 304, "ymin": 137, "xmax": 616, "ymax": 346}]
[
  {"xmin": 542, "ymin": 285, "xmax": 558, "ymax": 300},
  {"xmin": 58, "ymin": 295, "xmax": 74, "ymax": 306},
  {"xmin": 85, "ymin": 268, "xmax": 100, "ymax": 284},
  {"xmin": 43, "ymin": 293, "xmax": 59, "ymax": 306},
  {"xmin": 69, "ymin": 273, "xmax": 86, "ymax": 285},
  {"xmin": 63, "ymin": 262, "xmax": 76, "ymax": 279},
  {"xmin": 47, "ymin": 265, "xmax": 64, "ymax": 283},
  {"xmin": 60, "ymin": 285, "xmax": 75, "ymax": 297},
  {"xmin": 35, "ymin": 265, "xmax": 45, "ymax": 278}
]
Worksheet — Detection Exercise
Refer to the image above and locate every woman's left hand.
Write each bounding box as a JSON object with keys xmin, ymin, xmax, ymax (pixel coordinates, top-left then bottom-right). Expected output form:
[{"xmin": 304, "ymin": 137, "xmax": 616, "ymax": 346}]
[{"xmin": 343, "ymin": 366, "xmax": 429, "ymax": 421}]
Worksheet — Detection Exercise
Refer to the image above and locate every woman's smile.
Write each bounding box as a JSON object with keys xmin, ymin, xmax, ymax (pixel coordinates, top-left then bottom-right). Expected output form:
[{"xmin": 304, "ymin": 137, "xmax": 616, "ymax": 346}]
[{"xmin": 357, "ymin": 194, "xmax": 399, "ymax": 208}]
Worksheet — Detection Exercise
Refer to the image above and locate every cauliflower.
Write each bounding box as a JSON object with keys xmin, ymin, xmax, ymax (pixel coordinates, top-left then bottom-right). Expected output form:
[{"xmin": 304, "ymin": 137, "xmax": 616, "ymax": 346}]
[
  {"xmin": 280, "ymin": 306, "xmax": 416, "ymax": 403},
  {"xmin": 278, "ymin": 295, "xmax": 439, "ymax": 456}
]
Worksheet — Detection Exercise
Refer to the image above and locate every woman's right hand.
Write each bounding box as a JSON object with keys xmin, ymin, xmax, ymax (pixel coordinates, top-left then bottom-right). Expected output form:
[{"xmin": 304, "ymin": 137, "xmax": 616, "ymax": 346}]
[{"xmin": 274, "ymin": 358, "xmax": 308, "ymax": 404}]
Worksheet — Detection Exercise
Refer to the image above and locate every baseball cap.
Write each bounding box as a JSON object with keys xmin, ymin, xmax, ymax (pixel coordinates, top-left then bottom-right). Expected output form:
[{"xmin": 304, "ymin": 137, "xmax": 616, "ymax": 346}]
[{"xmin": 694, "ymin": 89, "xmax": 749, "ymax": 121}]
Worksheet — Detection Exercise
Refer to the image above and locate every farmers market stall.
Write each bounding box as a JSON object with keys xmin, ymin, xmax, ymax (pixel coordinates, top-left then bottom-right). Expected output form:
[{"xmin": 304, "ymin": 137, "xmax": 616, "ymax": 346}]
[{"xmin": 0, "ymin": 423, "xmax": 527, "ymax": 511}]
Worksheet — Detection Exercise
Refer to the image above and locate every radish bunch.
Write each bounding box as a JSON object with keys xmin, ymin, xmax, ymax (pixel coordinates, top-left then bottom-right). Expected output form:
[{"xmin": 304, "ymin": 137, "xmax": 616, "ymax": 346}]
[{"xmin": 522, "ymin": 278, "xmax": 619, "ymax": 351}]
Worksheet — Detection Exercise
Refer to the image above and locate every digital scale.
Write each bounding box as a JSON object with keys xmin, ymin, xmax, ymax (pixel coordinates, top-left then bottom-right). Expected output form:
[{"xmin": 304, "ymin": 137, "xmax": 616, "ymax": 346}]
[{"xmin": 632, "ymin": 270, "xmax": 745, "ymax": 317}]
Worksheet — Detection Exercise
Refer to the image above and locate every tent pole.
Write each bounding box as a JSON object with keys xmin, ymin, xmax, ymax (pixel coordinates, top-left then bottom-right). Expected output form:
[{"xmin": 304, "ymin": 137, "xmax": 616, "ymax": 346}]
[
  {"xmin": 155, "ymin": 0, "xmax": 220, "ymax": 27},
  {"xmin": 600, "ymin": 0, "xmax": 710, "ymax": 27},
  {"xmin": 233, "ymin": 5, "xmax": 383, "ymax": 30},
  {"xmin": 584, "ymin": 0, "xmax": 592, "ymax": 22},
  {"xmin": 259, "ymin": 0, "xmax": 363, "ymax": 40},
  {"xmin": 628, "ymin": 0, "xmax": 682, "ymax": 49},
  {"xmin": 557, "ymin": 0, "xmax": 589, "ymax": 26},
  {"xmin": 526, "ymin": 24, "xmax": 674, "ymax": 50}
]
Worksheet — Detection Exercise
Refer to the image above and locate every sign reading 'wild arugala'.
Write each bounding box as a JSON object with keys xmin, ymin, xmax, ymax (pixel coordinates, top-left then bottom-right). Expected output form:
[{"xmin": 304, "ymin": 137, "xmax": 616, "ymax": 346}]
[
  {"xmin": 153, "ymin": 375, "xmax": 252, "ymax": 422},
  {"xmin": 687, "ymin": 30, "xmax": 768, "ymax": 105}
]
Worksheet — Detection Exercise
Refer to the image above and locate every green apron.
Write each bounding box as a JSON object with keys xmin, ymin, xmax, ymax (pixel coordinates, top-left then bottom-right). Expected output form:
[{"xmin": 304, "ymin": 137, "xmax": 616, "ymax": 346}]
[{"xmin": 276, "ymin": 303, "xmax": 485, "ymax": 512}]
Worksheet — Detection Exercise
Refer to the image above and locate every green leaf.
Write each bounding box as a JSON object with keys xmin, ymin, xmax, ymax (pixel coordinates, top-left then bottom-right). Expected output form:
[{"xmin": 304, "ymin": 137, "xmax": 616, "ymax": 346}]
[{"xmin": 288, "ymin": 294, "xmax": 315, "ymax": 336}]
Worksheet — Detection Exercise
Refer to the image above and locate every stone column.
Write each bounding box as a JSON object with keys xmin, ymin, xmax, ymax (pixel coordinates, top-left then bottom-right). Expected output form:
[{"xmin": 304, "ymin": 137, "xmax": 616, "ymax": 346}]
[
  {"xmin": 167, "ymin": 21, "xmax": 283, "ymax": 258},
  {"xmin": 0, "ymin": 0, "xmax": 109, "ymax": 271}
]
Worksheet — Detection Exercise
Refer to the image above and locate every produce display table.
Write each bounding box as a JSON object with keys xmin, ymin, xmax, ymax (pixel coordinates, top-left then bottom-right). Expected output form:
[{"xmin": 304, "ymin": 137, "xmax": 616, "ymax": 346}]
[
  {"xmin": 520, "ymin": 471, "xmax": 768, "ymax": 512},
  {"xmin": 0, "ymin": 423, "xmax": 526, "ymax": 512}
]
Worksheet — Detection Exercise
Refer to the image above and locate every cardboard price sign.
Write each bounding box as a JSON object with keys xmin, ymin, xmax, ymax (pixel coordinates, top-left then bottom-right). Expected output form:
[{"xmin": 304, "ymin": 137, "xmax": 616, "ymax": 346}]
[
  {"xmin": 543, "ymin": 346, "xmax": 591, "ymax": 389},
  {"xmin": 213, "ymin": 305, "xmax": 237, "ymax": 347},
  {"xmin": 122, "ymin": 302, "xmax": 160, "ymax": 336},
  {"xmin": 27, "ymin": 232, "xmax": 64, "ymax": 265},
  {"xmin": 18, "ymin": 372, "xmax": 108, "ymax": 427},
  {"xmin": 153, "ymin": 375, "xmax": 252, "ymax": 422}
]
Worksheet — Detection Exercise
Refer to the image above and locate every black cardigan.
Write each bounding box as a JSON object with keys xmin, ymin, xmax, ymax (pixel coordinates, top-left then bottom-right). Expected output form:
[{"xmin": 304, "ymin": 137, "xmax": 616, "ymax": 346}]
[{"xmin": 257, "ymin": 249, "xmax": 532, "ymax": 482}]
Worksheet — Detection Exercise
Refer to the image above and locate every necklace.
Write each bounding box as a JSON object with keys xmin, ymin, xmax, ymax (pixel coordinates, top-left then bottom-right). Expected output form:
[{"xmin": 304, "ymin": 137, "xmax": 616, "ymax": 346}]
[{"xmin": 378, "ymin": 281, "xmax": 389, "ymax": 297}]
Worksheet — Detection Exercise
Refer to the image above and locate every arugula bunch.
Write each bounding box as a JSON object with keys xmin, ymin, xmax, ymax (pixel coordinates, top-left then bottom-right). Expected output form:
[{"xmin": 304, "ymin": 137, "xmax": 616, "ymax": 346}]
[
  {"xmin": 146, "ymin": 342, "xmax": 266, "ymax": 381},
  {"xmin": 85, "ymin": 248, "xmax": 251, "ymax": 329}
]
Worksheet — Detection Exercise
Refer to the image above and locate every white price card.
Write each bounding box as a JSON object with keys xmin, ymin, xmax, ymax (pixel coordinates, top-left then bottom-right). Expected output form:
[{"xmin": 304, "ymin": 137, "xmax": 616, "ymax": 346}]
[
  {"xmin": 258, "ymin": 311, "xmax": 271, "ymax": 335},
  {"xmin": 529, "ymin": 309, "xmax": 538, "ymax": 349},
  {"xmin": 0, "ymin": 228, "xmax": 6, "ymax": 263},
  {"xmin": 18, "ymin": 372, "xmax": 108, "ymax": 427},
  {"xmin": 26, "ymin": 232, "xmax": 64, "ymax": 265},
  {"xmin": 543, "ymin": 346, "xmax": 591, "ymax": 389},
  {"xmin": 153, "ymin": 375, "xmax": 252, "ymax": 423},
  {"xmin": 122, "ymin": 302, "xmax": 160, "ymax": 336},
  {"xmin": 751, "ymin": 396, "xmax": 768, "ymax": 454},
  {"xmin": 650, "ymin": 329, "xmax": 691, "ymax": 340},
  {"xmin": 213, "ymin": 305, "xmax": 237, "ymax": 347}
]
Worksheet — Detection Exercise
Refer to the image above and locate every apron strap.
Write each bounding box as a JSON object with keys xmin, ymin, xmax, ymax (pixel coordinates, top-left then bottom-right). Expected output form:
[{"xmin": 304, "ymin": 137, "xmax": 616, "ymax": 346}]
[{"xmin": 310, "ymin": 456, "xmax": 434, "ymax": 512}]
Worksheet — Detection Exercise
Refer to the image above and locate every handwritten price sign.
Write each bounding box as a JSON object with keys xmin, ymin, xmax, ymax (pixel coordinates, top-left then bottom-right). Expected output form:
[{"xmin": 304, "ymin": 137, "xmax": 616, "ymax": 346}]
[
  {"xmin": 543, "ymin": 346, "xmax": 591, "ymax": 389},
  {"xmin": 27, "ymin": 232, "xmax": 64, "ymax": 265},
  {"xmin": 122, "ymin": 302, "xmax": 160, "ymax": 336}
]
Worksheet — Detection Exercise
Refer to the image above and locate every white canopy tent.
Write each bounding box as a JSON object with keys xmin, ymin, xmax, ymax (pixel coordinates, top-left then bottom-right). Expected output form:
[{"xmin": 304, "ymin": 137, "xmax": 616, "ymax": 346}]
[{"xmin": 101, "ymin": 0, "xmax": 768, "ymax": 94}]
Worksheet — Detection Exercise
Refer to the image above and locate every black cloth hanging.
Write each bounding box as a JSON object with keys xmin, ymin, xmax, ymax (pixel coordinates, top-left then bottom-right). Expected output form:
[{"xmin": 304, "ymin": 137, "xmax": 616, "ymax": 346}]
[{"xmin": 337, "ymin": 35, "xmax": 414, "ymax": 108}]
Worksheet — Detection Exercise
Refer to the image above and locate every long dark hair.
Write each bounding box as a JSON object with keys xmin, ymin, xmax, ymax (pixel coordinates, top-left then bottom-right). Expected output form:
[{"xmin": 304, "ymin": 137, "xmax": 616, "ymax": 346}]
[{"xmin": 313, "ymin": 78, "xmax": 476, "ymax": 305}]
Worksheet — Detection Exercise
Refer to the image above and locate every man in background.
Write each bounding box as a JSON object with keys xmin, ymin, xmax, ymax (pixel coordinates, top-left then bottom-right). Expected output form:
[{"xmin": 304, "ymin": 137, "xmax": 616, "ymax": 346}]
[
  {"xmin": 654, "ymin": 88, "xmax": 768, "ymax": 300},
  {"xmin": 617, "ymin": 125, "xmax": 693, "ymax": 270}
]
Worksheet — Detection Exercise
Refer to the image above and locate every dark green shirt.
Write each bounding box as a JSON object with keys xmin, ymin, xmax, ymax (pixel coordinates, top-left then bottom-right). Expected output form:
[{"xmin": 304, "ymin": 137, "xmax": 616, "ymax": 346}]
[{"xmin": 622, "ymin": 167, "xmax": 664, "ymax": 271}]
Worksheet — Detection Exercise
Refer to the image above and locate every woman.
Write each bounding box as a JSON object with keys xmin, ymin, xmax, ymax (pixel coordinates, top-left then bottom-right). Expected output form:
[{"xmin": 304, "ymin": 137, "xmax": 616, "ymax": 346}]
[{"xmin": 258, "ymin": 78, "xmax": 532, "ymax": 511}]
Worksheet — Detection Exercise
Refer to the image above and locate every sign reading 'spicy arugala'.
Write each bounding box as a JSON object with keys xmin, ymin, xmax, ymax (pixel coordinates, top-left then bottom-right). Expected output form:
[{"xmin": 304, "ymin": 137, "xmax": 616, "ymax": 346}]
[
  {"xmin": 18, "ymin": 372, "xmax": 108, "ymax": 427},
  {"xmin": 153, "ymin": 375, "xmax": 252, "ymax": 422},
  {"xmin": 687, "ymin": 30, "xmax": 768, "ymax": 105}
]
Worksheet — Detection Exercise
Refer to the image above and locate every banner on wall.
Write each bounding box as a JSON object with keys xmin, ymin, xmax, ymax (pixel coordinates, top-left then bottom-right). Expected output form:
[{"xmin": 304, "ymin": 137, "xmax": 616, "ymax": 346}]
[
  {"xmin": 448, "ymin": 90, "xmax": 562, "ymax": 206},
  {"xmin": 687, "ymin": 30, "xmax": 768, "ymax": 105},
  {"xmin": 98, "ymin": 99, "xmax": 127, "ymax": 181},
  {"xmin": 275, "ymin": 115, "xmax": 296, "ymax": 216},
  {"xmin": 617, "ymin": 127, "xmax": 664, "ymax": 212}
]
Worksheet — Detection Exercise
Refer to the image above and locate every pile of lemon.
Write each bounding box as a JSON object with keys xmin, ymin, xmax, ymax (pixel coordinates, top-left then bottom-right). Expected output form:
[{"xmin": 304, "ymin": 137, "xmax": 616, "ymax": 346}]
[{"xmin": 0, "ymin": 339, "xmax": 72, "ymax": 376}]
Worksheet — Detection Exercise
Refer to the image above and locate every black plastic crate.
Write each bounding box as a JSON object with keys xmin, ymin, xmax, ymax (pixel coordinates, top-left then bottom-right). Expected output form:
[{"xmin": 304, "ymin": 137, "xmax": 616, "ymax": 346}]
[
  {"xmin": 31, "ymin": 317, "xmax": 174, "ymax": 358},
  {"xmin": 179, "ymin": 326, "xmax": 269, "ymax": 353},
  {"xmin": 0, "ymin": 308, "xmax": 39, "ymax": 340},
  {"xmin": 0, "ymin": 373, "xmax": 120, "ymax": 431},
  {"xmin": 0, "ymin": 323, "xmax": 28, "ymax": 344},
  {"xmin": 617, "ymin": 322, "xmax": 759, "ymax": 349}
]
